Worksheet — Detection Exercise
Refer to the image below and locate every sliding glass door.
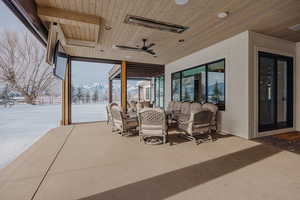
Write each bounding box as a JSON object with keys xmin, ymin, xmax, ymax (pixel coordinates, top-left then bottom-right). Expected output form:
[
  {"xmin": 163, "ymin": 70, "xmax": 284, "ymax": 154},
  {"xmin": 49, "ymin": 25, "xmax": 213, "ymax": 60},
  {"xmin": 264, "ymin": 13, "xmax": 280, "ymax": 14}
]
[{"xmin": 258, "ymin": 52, "xmax": 293, "ymax": 132}]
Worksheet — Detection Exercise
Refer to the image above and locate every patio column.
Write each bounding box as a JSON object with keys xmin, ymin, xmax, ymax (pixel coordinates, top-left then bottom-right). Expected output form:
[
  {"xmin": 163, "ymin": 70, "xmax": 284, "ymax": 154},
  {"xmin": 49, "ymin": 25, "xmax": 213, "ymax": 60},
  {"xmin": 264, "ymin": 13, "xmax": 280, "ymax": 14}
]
[
  {"xmin": 121, "ymin": 61, "xmax": 127, "ymax": 113},
  {"xmin": 108, "ymin": 79, "xmax": 112, "ymax": 103},
  {"xmin": 61, "ymin": 62, "xmax": 71, "ymax": 125}
]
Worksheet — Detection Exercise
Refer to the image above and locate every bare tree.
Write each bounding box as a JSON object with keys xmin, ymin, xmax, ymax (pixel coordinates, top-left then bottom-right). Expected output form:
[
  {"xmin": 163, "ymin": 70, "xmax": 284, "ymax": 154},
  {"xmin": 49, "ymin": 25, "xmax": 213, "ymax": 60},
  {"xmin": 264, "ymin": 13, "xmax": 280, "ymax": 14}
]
[{"xmin": 0, "ymin": 31, "xmax": 56, "ymax": 104}]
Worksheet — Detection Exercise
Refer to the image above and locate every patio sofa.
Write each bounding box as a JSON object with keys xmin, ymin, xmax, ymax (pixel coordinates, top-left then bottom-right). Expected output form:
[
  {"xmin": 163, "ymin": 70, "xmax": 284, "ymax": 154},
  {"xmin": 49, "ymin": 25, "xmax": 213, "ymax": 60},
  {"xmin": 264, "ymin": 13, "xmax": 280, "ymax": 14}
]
[{"xmin": 166, "ymin": 101, "xmax": 218, "ymax": 131}]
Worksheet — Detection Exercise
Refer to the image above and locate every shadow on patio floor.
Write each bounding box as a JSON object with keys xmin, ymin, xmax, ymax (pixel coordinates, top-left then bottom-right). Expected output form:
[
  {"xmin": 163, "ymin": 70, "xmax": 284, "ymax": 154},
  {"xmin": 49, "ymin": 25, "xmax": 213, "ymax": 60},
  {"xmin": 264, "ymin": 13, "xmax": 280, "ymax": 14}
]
[
  {"xmin": 168, "ymin": 132, "xmax": 232, "ymax": 146},
  {"xmin": 78, "ymin": 143, "xmax": 280, "ymax": 200}
]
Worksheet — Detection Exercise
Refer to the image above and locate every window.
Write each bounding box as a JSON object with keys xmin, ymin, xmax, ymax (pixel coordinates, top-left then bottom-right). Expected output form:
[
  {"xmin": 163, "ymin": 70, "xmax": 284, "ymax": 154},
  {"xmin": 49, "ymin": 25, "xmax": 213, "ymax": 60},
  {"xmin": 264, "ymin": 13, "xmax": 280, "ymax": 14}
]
[
  {"xmin": 207, "ymin": 60, "xmax": 225, "ymax": 109},
  {"xmin": 181, "ymin": 66, "xmax": 206, "ymax": 102},
  {"xmin": 171, "ymin": 72, "xmax": 181, "ymax": 101},
  {"xmin": 154, "ymin": 75, "xmax": 164, "ymax": 108},
  {"xmin": 171, "ymin": 59, "xmax": 225, "ymax": 110},
  {"xmin": 145, "ymin": 87, "xmax": 151, "ymax": 100}
]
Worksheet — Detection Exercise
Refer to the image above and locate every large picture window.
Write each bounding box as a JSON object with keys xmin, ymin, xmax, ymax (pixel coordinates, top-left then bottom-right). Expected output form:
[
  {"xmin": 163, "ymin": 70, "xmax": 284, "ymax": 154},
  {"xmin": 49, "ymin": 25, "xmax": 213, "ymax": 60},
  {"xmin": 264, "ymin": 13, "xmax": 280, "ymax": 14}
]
[{"xmin": 171, "ymin": 59, "xmax": 225, "ymax": 110}]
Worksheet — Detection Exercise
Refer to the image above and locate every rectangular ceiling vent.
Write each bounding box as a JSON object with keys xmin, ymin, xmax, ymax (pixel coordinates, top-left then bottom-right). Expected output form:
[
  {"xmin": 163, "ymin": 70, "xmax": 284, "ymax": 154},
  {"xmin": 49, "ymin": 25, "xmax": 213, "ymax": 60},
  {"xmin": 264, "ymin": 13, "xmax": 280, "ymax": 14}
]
[
  {"xmin": 124, "ymin": 15, "xmax": 189, "ymax": 34},
  {"xmin": 289, "ymin": 24, "xmax": 300, "ymax": 32}
]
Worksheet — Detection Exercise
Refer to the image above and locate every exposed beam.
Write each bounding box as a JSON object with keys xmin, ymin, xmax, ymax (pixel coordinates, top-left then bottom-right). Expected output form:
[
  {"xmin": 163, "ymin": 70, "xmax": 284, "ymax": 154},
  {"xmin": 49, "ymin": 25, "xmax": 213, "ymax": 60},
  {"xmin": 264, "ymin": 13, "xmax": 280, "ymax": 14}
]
[
  {"xmin": 57, "ymin": 24, "xmax": 96, "ymax": 49},
  {"xmin": 46, "ymin": 22, "xmax": 58, "ymax": 65},
  {"xmin": 67, "ymin": 39, "xmax": 96, "ymax": 48},
  {"xmin": 56, "ymin": 23, "xmax": 67, "ymax": 46},
  {"xmin": 38, "ymin": 7, "xmax": 101, "ymax": 27}
]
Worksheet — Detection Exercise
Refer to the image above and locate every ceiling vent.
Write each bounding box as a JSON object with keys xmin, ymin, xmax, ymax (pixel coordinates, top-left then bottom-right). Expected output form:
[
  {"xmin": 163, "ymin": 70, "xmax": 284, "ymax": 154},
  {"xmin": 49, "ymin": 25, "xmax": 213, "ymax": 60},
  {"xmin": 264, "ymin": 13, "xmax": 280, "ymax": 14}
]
[
  {"xmin": 124, "ymin": 15, "xmax": 189, "ymax": 34},
  {"xmin": 289, "ymin": 24, "xmax": 300, "ymax": 32}
]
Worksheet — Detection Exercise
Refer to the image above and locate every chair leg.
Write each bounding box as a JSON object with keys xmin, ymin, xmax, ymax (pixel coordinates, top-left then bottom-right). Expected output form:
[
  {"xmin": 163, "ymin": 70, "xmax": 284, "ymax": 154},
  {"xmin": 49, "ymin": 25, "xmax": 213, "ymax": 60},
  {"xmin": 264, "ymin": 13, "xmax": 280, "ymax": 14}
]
[{"xmin": 208, "ymin": 129, "xmax": 213, "ymax": 142}]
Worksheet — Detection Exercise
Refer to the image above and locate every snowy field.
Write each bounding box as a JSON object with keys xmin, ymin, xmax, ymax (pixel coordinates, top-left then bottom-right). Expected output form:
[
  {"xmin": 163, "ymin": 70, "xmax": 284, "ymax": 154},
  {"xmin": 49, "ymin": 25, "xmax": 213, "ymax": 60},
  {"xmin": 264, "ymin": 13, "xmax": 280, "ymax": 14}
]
[
  {"xmin": 72, "ymin": 103, "xmax": 107, "ymax": 123},
  {"xmin": 0, "ymin": 103, "xmax": 107, "ymax": 169}
]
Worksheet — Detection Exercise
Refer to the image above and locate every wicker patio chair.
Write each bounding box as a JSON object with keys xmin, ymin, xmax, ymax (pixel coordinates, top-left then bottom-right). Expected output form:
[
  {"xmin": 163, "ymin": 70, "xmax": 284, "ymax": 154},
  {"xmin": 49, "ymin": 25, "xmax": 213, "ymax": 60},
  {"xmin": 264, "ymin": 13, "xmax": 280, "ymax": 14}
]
[
  {"xmin": 178, "ymin": 110, "xmax": 213, "ymax": 144},
  {"xmin": 106, "ymin": 103, "xmax": 118, "ymax": 126},
  {"xmin": 138, "ymin": 108, "xmax": 168, "ymax": 144},
  {"xmin": 202, "ymin": 103, "xmax": 218, "ymax": 131},
  {"xmin": 110, "ymin": 104, "xmax": 138, "ymax": 136}
]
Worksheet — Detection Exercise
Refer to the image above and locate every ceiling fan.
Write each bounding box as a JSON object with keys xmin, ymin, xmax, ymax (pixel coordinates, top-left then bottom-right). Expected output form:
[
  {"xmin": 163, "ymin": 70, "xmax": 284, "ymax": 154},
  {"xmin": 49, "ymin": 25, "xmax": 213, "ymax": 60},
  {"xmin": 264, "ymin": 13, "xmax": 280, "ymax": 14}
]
[{"xmin": 115, "ymin": 39, "xmax": 156, "ymax": 56}]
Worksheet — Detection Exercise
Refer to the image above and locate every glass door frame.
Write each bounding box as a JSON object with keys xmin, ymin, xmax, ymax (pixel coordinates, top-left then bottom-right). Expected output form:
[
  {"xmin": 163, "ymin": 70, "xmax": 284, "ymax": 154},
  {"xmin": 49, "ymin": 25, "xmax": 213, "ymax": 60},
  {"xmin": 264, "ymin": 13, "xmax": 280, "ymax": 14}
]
[{"xmin": 258, "ymin": 51, "xmax": 293, "ymax": 132}]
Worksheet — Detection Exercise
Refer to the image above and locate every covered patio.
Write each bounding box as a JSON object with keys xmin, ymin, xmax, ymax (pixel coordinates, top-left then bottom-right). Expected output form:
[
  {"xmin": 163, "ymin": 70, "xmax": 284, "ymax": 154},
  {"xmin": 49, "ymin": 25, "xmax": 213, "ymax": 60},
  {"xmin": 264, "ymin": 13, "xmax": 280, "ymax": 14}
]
[
  {"xmin": 0, "ymin": 122, "xmax": 300, "ymax": 200},
  {"xmin": 1, "ymin": 0, "xmax": 300, "ymax": 199}
]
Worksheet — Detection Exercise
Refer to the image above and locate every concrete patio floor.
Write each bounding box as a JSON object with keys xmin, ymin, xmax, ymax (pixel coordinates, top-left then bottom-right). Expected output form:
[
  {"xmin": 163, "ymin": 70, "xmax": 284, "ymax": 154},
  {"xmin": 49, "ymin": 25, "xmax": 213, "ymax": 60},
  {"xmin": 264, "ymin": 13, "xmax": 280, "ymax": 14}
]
[{"xmin": 0, "ymin": 122, "xmax": 300, "ymax": 200}]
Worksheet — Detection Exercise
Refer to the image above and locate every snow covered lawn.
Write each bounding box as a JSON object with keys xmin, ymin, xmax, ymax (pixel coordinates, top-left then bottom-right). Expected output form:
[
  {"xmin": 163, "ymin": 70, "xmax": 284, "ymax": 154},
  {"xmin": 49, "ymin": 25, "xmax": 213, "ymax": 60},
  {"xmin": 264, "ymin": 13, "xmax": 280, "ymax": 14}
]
[{"xmin": 0, "ymin": 103, "xmax": 107, "ymax": 169}]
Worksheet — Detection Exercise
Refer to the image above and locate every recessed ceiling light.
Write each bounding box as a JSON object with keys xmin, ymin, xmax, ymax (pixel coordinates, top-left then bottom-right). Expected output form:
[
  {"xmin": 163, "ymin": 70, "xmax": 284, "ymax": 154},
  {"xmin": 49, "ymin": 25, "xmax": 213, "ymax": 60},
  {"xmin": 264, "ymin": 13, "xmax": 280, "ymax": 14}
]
[
  {"xmin": 178, "ymin": 39, "xmax": 185, "ymax": 43},
  {"xmin": 175, "ymin": 0, "xmax": 189, "ymax": 5},
  {"xmin": 217, "ymin": 12, "xmax": 229, "ymax": 19},
  {"xmin": 125, "ymin": 55, "xmax": 131, "ymax": 59},
  {"xmin": 104, "ymin": 25, "xmax": 112, "ymax": 30}
]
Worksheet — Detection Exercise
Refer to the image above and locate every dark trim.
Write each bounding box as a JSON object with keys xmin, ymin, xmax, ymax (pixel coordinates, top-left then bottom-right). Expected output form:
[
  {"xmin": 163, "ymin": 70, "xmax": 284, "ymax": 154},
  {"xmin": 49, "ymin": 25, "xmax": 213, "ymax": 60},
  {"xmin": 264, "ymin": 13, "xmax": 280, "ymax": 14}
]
[
  {"xmin": 113, "ymin": 77, "xmax": 152, "ymax": 81},
  {"xmin": 205, "ymin": 65, "xmax": 208, "ymax": 102},
  {"xmin": 258, "ymin": 51, "xmax": 294, "ymax": 132},
  {"xmin": 170, "ymin": 58, "xmax": 225, "ymax": 110},
  {"xmin": 2, "ymin": 0, "xmax": 47, "ymax": 46},
  {"xmin": 153, "ymin": 75, "xmax": 165, "ymax": 108},
  {"xmin": 67, "ymin": 58, "xmax": 72, "ymax": 125},
  {"xmin": 70, "ymin": 56, "xmax": 122, "ymax": 64}
]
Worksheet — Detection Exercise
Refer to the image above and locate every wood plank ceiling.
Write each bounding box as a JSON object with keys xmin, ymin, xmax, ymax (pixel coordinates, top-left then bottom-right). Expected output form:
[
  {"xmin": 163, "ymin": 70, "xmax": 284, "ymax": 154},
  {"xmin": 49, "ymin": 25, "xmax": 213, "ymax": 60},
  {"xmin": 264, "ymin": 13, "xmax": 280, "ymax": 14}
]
[{"xmin": 35, "ymin": 0, "xmax": 300, "ymax": 65}]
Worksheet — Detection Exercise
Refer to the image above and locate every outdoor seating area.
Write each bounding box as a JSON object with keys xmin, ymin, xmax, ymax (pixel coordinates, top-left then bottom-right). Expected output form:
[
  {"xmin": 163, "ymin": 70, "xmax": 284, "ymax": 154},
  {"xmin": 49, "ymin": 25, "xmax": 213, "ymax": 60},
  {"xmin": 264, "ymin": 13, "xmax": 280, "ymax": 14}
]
[
  {"xmin": 107, "ymin": 101, "xmax": 218, "ymax": 144},
  {"xmin": 1, "ymin": 0, "xmax": 300, "ymax": 199}
]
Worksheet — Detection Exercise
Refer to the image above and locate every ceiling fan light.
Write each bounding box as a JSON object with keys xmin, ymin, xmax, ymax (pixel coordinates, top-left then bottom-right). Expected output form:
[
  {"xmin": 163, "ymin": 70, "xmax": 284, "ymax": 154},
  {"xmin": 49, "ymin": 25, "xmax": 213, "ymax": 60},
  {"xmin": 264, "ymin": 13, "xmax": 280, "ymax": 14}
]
[
  {"xmin": 217, "ymin": 12, "xmax": 229, "ymax": 19},
  {"xmin": 175, "ymin": 0, "xmax": 189, "ymax": 5}
]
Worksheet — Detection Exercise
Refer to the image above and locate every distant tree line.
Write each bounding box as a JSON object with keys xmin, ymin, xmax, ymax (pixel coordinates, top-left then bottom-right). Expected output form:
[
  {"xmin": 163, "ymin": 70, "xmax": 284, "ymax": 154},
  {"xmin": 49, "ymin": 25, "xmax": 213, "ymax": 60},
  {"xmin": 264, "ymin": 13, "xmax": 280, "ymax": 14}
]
[{"xmin": 71, "ymin": 86, "xmax": 108, "ymax": 104}]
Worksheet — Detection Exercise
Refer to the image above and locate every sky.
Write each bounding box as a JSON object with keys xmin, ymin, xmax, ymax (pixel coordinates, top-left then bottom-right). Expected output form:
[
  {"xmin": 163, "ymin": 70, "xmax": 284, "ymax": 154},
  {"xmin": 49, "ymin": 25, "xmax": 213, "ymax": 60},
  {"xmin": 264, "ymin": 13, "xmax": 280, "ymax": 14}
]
[
  {"xmin": 72, "ymin": 61, "xmax": 114, "ymax": 87},
  {"xmin": 0, "ymin": 1, "xmax": 25, "ymax": 31}
]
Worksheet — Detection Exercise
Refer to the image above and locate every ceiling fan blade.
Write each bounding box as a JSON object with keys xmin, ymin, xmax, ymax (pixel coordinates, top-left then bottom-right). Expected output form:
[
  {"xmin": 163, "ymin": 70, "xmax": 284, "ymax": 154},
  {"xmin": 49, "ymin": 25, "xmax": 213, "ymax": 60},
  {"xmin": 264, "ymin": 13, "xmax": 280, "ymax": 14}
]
[
  {"xmin": 115, "ymin": 45, "xmax": 141, "ymax": 51},
  {"xmin": 146, "ymin": 43, "xmax": 155, "ymax": 49},
  {"xmin": 146, "ymin": 49, "xmax": 156, "ymax": 55}
]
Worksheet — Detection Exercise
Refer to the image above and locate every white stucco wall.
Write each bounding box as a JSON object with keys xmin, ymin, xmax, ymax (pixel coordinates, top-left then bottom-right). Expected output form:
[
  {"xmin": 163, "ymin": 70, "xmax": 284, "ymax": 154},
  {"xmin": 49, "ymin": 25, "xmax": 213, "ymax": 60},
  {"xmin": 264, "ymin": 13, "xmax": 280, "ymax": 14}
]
[
  {"xmin": 165, "ymin": 31, "xmax": 250, "ymax": 138},
  {"xmin": 248, "ymin": 32, "xmax": 297, "ymax": 138}
]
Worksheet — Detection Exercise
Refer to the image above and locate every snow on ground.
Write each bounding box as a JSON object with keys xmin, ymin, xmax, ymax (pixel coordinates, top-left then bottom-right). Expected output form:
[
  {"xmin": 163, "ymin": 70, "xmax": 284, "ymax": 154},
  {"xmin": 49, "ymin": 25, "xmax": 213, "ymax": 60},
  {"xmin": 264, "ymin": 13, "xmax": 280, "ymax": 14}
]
[
  {"xmin": 72, "ymin": 103, "xmax": 107, "ymax": 123},
  {"xmin": 0, "ymin": 103, "xmax": 107, "ymax": 169}
]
